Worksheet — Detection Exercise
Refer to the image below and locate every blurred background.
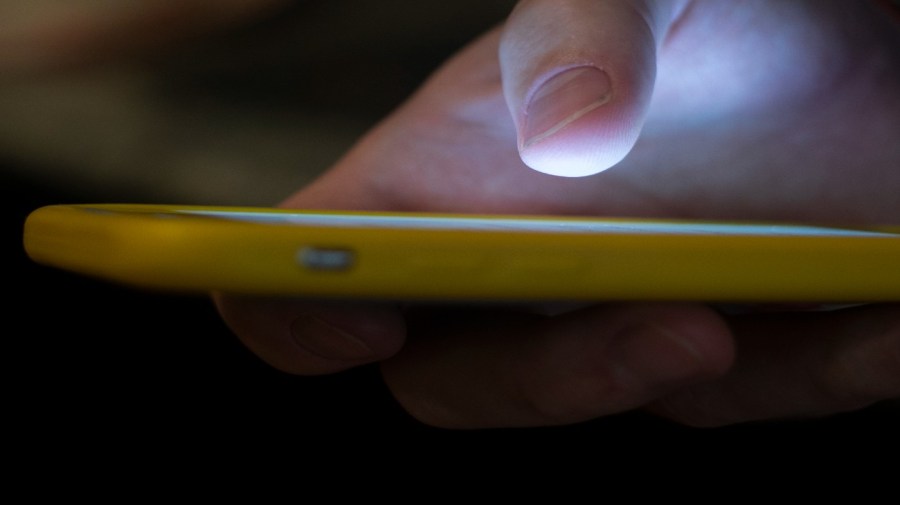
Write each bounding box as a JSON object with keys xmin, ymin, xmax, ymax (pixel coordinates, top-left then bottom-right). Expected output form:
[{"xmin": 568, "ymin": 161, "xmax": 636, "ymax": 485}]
[
  {"xmin": 1, "ymin": 0, "xmax": 516, "ymax": 205},
  {"xmin": 5, "ymin": 0, "xmax": 897, "ymax": 461}
]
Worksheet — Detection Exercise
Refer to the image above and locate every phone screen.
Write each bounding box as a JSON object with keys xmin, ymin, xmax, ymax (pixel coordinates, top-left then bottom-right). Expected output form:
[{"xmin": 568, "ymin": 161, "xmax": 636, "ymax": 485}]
[{"xmin": 177, "ymin": 209, "xmax": 897, "ymax": 237}]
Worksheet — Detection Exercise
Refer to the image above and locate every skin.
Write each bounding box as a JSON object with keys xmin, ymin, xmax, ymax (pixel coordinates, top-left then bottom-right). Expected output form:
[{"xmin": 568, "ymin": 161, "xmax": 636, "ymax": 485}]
[{"xmin": 216, "ymin": 0, "xmax": 900, "ymax": 428}]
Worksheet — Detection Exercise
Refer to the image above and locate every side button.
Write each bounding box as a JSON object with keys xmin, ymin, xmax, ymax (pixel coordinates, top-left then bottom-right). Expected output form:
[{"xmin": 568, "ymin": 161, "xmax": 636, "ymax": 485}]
[{"xmin": 297, "ymin": 246, "xmax": 355, "ymax": 272}]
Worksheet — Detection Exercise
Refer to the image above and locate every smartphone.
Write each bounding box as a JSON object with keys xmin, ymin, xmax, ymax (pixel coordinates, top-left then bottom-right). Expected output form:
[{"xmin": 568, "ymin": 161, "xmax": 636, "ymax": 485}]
[{"xmin": 22, "ymin": 203, "xmax": 900, "ymax": 302}]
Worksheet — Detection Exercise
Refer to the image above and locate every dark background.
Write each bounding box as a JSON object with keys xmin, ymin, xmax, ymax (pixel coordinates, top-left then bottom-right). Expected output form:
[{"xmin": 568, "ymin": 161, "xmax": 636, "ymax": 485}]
[{"xmin": 5, "ymin": 1, "xmax": 897, "ymax": 459}]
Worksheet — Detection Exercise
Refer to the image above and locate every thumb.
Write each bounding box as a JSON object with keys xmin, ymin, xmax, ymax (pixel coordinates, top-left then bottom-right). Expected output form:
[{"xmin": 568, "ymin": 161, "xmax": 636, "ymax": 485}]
[{"xmin": 500, "ymin": 0, "xmax": 684, "ymax": 177}]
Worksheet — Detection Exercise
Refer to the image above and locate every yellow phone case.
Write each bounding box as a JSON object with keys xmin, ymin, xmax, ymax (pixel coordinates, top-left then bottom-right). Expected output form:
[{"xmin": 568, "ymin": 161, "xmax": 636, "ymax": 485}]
[{"xmin": 23, "ymin": 204, "xmax": 900, "ymax": 302}]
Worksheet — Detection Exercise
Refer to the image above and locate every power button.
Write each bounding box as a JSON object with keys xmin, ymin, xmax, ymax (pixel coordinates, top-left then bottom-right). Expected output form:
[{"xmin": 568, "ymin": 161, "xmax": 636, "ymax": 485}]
[{"xmin": 296, "ymin": 246, "xmax": 355, "ymax": 272}]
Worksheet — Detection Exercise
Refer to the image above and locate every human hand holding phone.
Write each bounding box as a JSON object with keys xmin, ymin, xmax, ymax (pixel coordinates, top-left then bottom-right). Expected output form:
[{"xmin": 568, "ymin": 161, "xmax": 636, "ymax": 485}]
[{"xmin": 217, "ymin": 0, "xmax": 900, "ymax": 428}]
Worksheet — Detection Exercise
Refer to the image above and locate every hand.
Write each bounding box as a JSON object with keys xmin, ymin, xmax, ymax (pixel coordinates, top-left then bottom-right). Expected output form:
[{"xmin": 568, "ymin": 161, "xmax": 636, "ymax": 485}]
[{"xmin": 215, "ymin": 0, "xmax": 900, "ymax": 428}]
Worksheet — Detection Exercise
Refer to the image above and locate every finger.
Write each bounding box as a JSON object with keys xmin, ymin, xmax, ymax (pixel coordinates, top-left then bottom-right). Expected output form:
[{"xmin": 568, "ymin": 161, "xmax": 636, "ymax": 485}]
[
  {"xmin": 213, "ymin": 294, "xmax": 405, "ymax": 375},
  {"xmin": 650, "ymin": 304, "xmax": 900, "ymax": 426},
  {"xmin": 381, "ymin": 303, "xmax": 734, "ymax": 429},
  {"xmin": 499, "ymin": 0, "xmax": 687, "ymax": 177}
]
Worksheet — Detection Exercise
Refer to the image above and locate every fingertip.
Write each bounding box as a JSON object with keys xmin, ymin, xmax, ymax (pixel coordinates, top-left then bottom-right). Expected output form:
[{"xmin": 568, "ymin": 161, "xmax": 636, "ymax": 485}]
[
  {"xmin": 513, "ymin": 304, "xmax": 735, "ymax": 426},
  {"xmin": 640, "ymin": 304, "xmax": 737, "ymax": 380},
  {"xmin": 654, "ymin": 304, "xmax": 900, "ymax": 427},
  {"xmin": 559, "ymin": 303, "xmax": 736, "ymax": 414},
  {"xmin": 213, "ymin": 294, "xmax": 406, "ymax": 375},
  {"xmin": 517, "ymin": 66, "xmax": 646, "ymax": 177},
  {"xmin": 500, "ymin": 0, "xmax": 666, "ymax": 177}
]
